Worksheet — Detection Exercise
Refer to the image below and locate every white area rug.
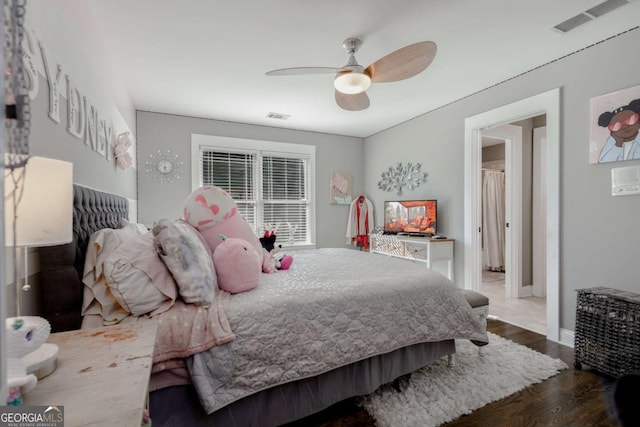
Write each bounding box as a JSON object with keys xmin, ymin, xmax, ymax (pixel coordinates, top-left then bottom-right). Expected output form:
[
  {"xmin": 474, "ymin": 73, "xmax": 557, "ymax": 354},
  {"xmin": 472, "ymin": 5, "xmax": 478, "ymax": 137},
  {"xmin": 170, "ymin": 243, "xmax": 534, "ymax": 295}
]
[{"xmin": 361, "ymin": 332, "xmax": 568, "ymax": 427}]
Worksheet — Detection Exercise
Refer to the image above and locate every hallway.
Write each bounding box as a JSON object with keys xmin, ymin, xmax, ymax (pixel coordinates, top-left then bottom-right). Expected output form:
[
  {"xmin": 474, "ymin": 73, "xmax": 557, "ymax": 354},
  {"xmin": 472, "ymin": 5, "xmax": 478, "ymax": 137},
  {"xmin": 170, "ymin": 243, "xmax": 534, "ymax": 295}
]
[{"xmin": 480, "ymin": 270, "xmax": 546, "ymax": 335}]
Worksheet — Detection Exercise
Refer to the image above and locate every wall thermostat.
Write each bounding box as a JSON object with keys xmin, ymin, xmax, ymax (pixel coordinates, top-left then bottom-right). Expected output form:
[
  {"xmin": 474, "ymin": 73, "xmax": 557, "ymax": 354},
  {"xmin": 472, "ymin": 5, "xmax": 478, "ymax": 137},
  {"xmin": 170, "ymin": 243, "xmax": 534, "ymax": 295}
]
[{"xmin": 611, "ymin": 165, "xmax": 640, "ymax": 197}]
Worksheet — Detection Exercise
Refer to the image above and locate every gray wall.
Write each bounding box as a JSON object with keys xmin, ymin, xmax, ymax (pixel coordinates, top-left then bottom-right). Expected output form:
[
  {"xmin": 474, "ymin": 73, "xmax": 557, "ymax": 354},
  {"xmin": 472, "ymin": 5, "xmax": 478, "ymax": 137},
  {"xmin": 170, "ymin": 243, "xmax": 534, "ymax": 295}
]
[
  {"xmin": 364, "ymin": 28, "xmax": 640, "ymax": 332},
  {"xmin": 481, "ymin": 144, "xmax": 505, "ymax": 163},
  {"xmin": 4, "ymin": 2, "xmax": 138, "ymax": 318},
  {"xmin": 137, "ymin": 111, "xmax": 364, "ymax": 248},
  {"xmin": 24, "ymin": 1, "xmax": 137, "ymax": 199},
  {"xmin": 28, "ymin": 75, "xmax": 137, "ymax": 199}
]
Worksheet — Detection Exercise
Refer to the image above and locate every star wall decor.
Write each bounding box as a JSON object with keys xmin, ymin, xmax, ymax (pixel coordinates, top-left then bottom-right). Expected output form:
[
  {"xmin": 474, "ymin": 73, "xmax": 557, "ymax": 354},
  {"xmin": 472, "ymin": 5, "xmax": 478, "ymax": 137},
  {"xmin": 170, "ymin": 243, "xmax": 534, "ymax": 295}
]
[{"xmin": 144, "ymin": 150, "xmax": 184, "ymax": 184}]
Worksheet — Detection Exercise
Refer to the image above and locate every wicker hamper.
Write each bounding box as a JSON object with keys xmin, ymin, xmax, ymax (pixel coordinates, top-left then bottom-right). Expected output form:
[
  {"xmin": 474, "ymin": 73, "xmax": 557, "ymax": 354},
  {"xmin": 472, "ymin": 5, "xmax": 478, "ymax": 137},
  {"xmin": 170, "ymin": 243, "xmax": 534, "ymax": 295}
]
[{"xmin": 574, "ymin": 287, "xmax": 640, "ymax": 378}]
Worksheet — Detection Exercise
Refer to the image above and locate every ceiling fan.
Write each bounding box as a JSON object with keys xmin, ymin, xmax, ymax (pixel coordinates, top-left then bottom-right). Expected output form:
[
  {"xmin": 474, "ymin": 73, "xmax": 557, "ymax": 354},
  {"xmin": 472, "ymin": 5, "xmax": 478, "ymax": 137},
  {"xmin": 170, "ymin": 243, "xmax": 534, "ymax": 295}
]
[{"xmin": 265, "ymin": 37, "xmax": 437, "ymax": 111}]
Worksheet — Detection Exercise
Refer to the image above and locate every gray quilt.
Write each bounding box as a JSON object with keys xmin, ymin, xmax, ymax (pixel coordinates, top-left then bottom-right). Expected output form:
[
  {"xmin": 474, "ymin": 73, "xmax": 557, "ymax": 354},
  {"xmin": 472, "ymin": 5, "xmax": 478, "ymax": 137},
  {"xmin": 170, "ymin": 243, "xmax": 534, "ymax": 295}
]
[{"xmin": 187, "ymin": 248, "xmax": 488, "ymax": 414}]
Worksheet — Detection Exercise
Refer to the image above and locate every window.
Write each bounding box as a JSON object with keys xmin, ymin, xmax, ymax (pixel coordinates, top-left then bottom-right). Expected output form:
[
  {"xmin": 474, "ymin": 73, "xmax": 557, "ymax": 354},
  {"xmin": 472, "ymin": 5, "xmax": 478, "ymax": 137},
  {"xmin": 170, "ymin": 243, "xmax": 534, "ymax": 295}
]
[{"xmin": 192, "ymin": 135, "xmax": 315, "ymax": 246}]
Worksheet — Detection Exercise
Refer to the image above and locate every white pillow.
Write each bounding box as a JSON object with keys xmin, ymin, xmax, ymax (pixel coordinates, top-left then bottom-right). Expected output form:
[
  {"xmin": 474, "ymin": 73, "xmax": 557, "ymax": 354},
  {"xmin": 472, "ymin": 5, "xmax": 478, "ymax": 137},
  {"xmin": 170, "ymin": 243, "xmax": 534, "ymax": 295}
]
[
  {"xmin": 119, "ymin": 218, "xmax": 149, "ymax": 234},
  {"xmin": 82, "ymin": 227, "xmax": 141, "ymax": 324},
  {"xmin": 103, "ymin": 233, "xmax": 178, "ymax": 317}
]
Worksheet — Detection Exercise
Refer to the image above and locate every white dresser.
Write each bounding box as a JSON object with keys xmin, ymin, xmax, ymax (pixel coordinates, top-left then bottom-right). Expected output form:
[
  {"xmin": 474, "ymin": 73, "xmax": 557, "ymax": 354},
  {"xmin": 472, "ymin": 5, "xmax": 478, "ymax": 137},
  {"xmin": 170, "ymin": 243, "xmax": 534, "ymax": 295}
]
[{"xmin": 369, "ymin": 234, "xmax": 455, "ymax": 281}]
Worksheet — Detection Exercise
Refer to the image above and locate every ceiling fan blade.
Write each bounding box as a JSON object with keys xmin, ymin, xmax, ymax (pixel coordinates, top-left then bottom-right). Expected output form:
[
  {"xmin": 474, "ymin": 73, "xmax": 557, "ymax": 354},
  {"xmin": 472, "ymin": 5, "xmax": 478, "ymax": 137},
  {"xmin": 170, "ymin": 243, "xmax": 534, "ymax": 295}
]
[
  {"xmin": 335, "ymin": 90, "xmax": 370, "ymax": 111},
  {"xmin": 365, "ymin": 41, "xmax": 437, "ymax": 83},
  {"xmin": 266, "ymin": 67, "xmax": 348, "ymax": 76}
]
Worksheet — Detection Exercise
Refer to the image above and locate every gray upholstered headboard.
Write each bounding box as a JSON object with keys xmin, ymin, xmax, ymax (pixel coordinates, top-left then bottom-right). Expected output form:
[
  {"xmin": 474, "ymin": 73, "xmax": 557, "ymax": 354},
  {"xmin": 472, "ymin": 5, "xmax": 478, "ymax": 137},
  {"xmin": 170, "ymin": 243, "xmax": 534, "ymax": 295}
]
[{"xmin": 38, "ymin": 185, "xmax": 128, "ymax": 332}]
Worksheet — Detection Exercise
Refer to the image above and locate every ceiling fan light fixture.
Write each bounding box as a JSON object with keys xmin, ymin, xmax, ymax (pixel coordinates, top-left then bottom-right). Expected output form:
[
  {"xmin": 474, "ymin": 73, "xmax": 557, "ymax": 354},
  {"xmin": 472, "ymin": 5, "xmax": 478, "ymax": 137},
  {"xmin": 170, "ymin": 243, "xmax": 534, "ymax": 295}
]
[
  {"xmin": 334, "ymin": 72, "xmax": 371, "ymax": 95},
  {"xmin": 266, "ymin": 38, "xmax": 437, "ymax": 110}
]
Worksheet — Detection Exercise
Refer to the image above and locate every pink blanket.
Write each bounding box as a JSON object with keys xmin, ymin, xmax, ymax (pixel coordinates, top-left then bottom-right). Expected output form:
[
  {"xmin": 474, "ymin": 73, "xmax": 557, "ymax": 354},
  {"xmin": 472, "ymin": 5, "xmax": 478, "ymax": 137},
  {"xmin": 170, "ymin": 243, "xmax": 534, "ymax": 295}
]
[
  {"xmin": 153, "ymin": 294, "xmax": 234, "ymax": 363},
  {"xmin": 149, "ymin": 294, "xmax": 235, "ymax": 390},
  {"xmin": 82, "ymin": 290, "xmax": 235, "ymax": 390}
]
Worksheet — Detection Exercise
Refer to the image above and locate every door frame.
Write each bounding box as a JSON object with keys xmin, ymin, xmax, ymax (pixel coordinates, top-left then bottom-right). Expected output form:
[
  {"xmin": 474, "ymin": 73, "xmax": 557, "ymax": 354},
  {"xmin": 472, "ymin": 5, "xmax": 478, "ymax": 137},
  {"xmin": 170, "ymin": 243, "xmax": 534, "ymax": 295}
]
[
  {"xmin": 464, "ymin": 88, "xmax": 560, "ymax": 342},
  {"xmin": 481, "ymin": 125, "xmax": 523, "ymax": 300},
  {"xmin": 532, "ymin": 126, "xmax": 547, "ymax": 298}
]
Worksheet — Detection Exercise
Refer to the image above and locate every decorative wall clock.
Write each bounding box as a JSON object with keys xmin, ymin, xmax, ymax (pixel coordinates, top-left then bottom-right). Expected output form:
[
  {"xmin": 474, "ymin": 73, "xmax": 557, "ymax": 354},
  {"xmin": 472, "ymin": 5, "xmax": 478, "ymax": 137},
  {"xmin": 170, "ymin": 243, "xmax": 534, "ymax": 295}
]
[{"xmin": 144, "ymin": 150, "xmax": 184, "ymax": 184}]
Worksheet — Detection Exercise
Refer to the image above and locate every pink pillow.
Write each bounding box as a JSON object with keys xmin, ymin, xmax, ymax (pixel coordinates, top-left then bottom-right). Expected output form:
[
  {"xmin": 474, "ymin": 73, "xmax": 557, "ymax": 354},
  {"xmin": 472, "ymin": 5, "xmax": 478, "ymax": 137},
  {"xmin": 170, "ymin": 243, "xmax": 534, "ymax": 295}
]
[
  {"xmin": 212, "ymin": 237, "xmax": 261, "ymax": 294},
  {"xmin": 183, "ymin": 186, "xmax": 262, "ymax": 256}
]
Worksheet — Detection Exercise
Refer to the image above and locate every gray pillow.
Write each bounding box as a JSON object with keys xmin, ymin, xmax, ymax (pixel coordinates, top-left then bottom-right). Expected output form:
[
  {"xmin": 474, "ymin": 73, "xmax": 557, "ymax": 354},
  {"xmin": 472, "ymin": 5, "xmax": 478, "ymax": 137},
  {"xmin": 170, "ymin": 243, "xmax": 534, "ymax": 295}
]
[{"xmin": 152, "ymin": 218, "xmax": 217, "ymax": 306}]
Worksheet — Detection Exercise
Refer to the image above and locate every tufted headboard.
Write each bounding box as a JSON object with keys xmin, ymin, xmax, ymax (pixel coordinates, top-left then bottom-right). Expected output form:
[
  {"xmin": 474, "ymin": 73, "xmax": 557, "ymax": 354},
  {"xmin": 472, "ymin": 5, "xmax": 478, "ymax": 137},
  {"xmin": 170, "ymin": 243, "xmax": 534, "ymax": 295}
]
[{"xmin": 38, "ymin": 185, "xmax": 128, "ymax": 332}]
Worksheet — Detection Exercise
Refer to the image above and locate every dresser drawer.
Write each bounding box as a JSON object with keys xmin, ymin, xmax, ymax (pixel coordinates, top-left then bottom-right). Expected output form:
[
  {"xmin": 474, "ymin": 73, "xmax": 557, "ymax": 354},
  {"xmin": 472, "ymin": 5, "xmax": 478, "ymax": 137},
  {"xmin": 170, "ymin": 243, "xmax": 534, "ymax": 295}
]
[{"xmin": 405, "ymin": 242, "xmax": 427, "ymax": 260}]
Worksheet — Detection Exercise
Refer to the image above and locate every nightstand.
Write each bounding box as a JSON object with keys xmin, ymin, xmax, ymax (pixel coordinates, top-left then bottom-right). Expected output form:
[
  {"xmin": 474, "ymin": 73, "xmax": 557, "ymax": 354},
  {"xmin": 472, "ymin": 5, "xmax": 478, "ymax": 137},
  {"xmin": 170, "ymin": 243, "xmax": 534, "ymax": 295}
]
[{"xmin": 24, "ymin": 319, "xmax": 158, "ymax": 427}]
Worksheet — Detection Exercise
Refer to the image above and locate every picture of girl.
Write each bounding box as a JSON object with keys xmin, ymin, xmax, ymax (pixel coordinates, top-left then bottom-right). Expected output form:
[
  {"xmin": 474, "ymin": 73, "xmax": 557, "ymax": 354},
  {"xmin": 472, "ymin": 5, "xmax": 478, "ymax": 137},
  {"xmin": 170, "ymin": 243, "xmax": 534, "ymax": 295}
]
[
  {"xmin": 590, "ymin": 85, "xmax": 640, "ymax": 164},
  {"xmin": 597, "ymin": 98, "xmax": 640, "ymax": 163}
]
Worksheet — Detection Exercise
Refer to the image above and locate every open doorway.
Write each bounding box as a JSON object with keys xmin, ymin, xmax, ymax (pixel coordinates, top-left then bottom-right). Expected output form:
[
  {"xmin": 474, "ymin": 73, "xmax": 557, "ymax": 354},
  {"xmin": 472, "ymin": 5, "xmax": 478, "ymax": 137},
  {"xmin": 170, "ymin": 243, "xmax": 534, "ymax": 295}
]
[
  {"xmin": 479, "ymin": 118, "xmax": 547, "ymax": 335},
  {"xmin": 464, "ymin": 88, "xmax": 560, "ymax": 342}
]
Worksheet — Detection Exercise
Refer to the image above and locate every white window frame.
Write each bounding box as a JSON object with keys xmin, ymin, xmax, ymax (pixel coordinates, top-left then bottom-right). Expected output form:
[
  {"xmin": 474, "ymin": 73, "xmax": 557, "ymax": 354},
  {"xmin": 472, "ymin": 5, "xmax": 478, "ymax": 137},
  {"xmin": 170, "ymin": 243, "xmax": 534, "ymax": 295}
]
[{"xmin": 191, "ymin": 134, "xmax": 316, "ymax": 248}]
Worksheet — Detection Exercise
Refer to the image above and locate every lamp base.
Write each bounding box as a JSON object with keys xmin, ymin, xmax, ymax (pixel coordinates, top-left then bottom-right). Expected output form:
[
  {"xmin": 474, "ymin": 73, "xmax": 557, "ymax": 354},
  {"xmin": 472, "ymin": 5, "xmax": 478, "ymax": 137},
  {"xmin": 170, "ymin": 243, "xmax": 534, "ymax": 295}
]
[{"xmin": 21, "ymin": 343, "xmax": 59, "ymax": 380}]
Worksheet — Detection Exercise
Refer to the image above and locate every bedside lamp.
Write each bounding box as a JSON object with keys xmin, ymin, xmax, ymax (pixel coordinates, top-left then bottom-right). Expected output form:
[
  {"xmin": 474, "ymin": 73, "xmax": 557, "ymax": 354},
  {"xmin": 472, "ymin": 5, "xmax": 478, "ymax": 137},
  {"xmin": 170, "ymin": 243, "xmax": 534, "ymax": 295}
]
[{"xmin": 4, "ymin": 156, "xmax": 73, "ymax": 385}]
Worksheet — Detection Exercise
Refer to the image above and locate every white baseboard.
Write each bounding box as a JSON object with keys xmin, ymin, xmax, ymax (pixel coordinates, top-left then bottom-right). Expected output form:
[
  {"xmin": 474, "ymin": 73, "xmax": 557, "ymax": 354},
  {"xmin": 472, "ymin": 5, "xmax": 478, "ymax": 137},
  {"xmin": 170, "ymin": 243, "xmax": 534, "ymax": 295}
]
[
  {"xmin": 127, "ymin": 197, "xmax": 138, "ymax": 223},
  {"xmin": 559, "ymin": 328, "xmax": 574, "ymax": 348},
  {"xmin": 519, "ymin": 285, "xmax": 533, "ymax": 297}
]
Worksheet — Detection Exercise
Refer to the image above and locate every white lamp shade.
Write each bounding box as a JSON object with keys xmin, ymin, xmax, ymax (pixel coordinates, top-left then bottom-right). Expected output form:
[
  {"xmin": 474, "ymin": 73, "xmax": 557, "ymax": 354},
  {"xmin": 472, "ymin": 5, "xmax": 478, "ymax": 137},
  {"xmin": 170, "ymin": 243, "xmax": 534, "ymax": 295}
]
[
  {"xmin": 334, "ymin": 72, "xmax": 372, "ymax": 95},
  {"xmin": 4, "ymin": 156, "xmax": 73, "ymax": 247}
]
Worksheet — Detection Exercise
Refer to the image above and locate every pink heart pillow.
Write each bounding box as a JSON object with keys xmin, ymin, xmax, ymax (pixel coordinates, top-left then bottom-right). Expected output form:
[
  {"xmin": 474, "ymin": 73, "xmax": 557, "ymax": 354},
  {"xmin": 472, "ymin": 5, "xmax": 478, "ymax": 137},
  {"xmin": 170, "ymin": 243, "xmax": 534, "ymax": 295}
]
[{"xmin": 184, "ymin": 186, "xmax": 262, "ymax": 256}]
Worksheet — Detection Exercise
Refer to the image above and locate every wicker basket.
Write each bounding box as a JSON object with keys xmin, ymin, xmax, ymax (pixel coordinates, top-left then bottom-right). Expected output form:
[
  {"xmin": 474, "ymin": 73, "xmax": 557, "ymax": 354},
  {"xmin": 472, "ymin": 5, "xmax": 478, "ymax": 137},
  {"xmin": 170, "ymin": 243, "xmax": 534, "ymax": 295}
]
[{"xmin": 574, "ymin": 287, "xmax": 640, "ymax": 378}]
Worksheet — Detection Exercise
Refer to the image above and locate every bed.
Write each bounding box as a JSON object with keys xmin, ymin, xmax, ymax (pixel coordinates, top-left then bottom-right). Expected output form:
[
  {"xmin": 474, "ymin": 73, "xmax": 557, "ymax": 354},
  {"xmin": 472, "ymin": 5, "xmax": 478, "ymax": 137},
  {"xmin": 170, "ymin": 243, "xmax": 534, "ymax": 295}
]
[{"xmin": 38, "ymin": 185, "xmax": 488, "ymax": 426}]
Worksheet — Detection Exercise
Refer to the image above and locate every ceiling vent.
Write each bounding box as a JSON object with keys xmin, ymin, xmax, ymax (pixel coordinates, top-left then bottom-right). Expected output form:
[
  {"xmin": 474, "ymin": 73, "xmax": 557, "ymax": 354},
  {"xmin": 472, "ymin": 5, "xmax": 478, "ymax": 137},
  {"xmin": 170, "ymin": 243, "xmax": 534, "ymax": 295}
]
[
  {"xmin": 586, "ymin": 0, "xmax": 629, "ymax": 17},
  {"xmin": 553, "ymin": 0, "xmax": 629, "ymax": 33},
  {"xmin": 266, "ymin": 112, "xmax": 291, "ymax": 120},
  {"xmin": 554, "ymin": 13, "xmax": 593, "ymax": 33}
]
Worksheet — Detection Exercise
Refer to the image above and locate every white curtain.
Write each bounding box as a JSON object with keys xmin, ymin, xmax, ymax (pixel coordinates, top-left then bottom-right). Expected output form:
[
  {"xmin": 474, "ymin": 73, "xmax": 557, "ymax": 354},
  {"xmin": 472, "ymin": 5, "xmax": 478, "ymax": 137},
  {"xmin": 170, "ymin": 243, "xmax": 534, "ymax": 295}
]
[{"xmin": 482, "ymin": 170, "xmax": 505, "ymax": 271}]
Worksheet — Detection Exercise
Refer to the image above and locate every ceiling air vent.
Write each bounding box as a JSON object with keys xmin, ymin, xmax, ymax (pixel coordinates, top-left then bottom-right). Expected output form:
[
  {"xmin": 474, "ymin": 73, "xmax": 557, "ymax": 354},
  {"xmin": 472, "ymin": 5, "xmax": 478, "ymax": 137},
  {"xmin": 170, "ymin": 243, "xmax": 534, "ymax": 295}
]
[
  {"xmin": 553, "ymin": 0, "xmax": 629, "ymax": 33},
  {"xmin": 585, "ymin": 0, "xmax": 629, "ymax": 17},
  {"xmin": 553, "ymin": 13, "xmax": 593, "ymax": 33},
  {"xmin": 266, "ymin": 112, "xmax": 291, "ymax": 120}
]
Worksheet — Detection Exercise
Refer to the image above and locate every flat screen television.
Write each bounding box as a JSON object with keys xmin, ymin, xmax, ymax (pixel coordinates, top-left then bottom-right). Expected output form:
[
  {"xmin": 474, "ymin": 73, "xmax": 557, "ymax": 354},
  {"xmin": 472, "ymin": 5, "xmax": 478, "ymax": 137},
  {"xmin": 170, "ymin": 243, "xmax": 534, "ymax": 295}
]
[{"xmin": 383, "ymin": 200, "xmax": 437, "ymax": 236}]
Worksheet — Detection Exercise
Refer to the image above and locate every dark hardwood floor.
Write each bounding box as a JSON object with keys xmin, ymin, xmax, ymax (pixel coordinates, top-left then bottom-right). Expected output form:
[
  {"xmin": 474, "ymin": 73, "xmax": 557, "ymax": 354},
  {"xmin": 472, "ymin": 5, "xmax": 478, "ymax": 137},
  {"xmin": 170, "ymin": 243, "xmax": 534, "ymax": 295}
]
[{"xmin": 286, "ymin": 319, "xmax": 620, "ymax": 427}]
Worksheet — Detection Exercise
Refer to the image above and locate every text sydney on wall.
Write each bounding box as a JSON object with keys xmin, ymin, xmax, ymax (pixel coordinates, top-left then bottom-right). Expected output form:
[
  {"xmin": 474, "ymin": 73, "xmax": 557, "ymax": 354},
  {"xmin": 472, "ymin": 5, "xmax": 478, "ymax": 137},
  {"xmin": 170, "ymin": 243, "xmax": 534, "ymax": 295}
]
[{"xmin": 21, "ymin": 28, "xmax": 125, "ymax": 162}]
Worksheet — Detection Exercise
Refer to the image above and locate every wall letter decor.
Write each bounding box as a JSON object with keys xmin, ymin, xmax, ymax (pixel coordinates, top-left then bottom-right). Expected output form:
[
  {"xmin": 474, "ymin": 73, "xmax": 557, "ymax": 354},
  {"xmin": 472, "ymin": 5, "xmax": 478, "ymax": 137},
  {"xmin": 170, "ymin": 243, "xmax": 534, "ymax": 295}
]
[{"xmin": 39, "ymin": 41, "xmax": 62, "ymax": 123}]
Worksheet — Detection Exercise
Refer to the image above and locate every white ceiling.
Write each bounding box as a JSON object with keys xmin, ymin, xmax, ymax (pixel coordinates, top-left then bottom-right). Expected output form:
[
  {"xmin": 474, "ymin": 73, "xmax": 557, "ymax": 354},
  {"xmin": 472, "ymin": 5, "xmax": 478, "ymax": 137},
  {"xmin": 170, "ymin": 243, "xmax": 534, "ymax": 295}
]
[{"xmin": 85, "ymin": 0, "xmax": 640, "ymax": 138}]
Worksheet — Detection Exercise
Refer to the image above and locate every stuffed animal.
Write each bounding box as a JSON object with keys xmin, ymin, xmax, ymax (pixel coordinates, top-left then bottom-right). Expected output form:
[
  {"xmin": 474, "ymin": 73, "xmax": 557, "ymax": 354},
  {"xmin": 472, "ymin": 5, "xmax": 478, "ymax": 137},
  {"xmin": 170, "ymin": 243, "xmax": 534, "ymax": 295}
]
[
  {"xmin": 261, "ymin": 247, "xmax": 278, "ymax": 273},
  {"xmin": 259, "ymin": 230, "xmax": 293, "ymax": 271},
  {"xmin": 183, "ymin": 186, "xmax": 263, "ymax": 257},
  {"xmin": 212, "ymin": 234, "xmax": 262, "ymax": 293},
  {"xmin": 5, "ymin": 316, "xmax": 51, "ymax": 405}
]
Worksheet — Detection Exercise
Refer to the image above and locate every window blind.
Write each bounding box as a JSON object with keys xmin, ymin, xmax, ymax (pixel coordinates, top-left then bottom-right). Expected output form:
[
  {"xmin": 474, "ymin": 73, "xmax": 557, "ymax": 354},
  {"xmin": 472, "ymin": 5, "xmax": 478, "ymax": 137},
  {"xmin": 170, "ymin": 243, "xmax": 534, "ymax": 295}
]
[
  {"xmin": 261, "ymin": 155, "xmax": 309, "ymax": 243},
  {"xmin": 200, "ymin": 150, "xmax": 257, "ymax": 229},
  {"xmin": 199, "ymin": 148, "xmax": 311, "ymax": 245}
]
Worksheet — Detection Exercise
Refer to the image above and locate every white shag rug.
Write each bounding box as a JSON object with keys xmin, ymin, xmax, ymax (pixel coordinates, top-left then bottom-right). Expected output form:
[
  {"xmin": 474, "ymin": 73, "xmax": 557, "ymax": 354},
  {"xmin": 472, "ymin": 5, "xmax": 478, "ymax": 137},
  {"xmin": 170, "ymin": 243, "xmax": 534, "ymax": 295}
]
[{"xmin": 361, "ymin": 332, "xmax": 568, "ymax": 427}]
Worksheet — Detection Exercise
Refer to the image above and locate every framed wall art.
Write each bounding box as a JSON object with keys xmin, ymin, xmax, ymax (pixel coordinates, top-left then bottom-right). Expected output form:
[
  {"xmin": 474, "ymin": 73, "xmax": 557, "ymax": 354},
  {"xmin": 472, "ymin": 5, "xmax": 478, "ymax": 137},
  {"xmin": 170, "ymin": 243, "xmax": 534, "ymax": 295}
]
[
  {"xmin": 589, "ymin": 84, "xmax": 640, "ymax": 164},
  {"xmin": 330, "ymin": 171, "xmax": 352, "ymax": 204}
]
